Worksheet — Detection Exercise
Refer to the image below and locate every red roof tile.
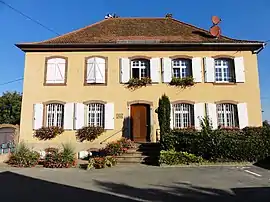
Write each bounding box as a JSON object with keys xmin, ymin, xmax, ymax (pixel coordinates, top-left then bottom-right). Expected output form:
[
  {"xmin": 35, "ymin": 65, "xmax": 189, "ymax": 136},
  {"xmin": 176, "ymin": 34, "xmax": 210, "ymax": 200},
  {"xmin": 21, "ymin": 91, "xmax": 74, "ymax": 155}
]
[{"xmin": 19, "ymin": 17, "xmax": 263, "ymax": 45}]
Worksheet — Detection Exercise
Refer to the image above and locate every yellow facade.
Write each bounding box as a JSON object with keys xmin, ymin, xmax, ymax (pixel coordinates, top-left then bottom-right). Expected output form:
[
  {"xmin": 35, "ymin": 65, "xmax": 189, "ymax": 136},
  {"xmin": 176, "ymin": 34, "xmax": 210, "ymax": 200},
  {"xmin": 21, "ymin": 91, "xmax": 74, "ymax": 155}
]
[{"xmin": 20, "ymin": 50, "xmax": 262, "ymax": 151}]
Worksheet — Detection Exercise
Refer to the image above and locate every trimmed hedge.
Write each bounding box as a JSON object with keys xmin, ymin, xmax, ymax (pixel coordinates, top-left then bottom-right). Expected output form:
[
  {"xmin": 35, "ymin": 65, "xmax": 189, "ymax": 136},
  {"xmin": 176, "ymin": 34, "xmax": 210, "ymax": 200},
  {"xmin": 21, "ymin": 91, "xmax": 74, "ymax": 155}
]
[
  {"xmin": 161, "ymin": 126, "xmax": 270, "ymax": 162},
  {"xmin": 159, "ymin": 150, "xmax": 203, "ymax": 165}
]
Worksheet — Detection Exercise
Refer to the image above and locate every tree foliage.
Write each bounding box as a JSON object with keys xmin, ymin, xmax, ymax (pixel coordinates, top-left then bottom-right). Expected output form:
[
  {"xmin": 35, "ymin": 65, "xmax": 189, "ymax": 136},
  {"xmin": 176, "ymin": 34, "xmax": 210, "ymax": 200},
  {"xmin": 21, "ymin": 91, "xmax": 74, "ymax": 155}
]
[
  {"xmin": 156, "ymin": 94, "xmax": 171, "ymax": 149},
  {"xmin": 0, "ymin": 91, "xmax": 22, "ymax": 124}
]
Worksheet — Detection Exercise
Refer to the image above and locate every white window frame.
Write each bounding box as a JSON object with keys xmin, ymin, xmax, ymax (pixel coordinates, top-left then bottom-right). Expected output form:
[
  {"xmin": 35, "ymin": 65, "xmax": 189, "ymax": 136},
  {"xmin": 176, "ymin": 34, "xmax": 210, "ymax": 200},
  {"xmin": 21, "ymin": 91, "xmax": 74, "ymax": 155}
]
[
  {"xmin": 214, "ymin": 58, "xmax": 235, "ymax": 83},
  {"xmin": 46, "ymin": 103, "xmax": 64, "ymax": 127},
  {"xmin": 86, "ymin": 103, "xmax": 105, "ymax": 127},
  {"xmin": 131, "ymin": 59, "xmax": 150, "ymax": 79},
  {"xmin": 173, "ymin": 103, "xmax": 194, "ymax": 128},
  {"xmin": 217, "ymin": 103, "xmax": 239, "ymax": 128},
  {"xmin": 172, "ymin": 59, "xmax": 192, "ymax": 79}
]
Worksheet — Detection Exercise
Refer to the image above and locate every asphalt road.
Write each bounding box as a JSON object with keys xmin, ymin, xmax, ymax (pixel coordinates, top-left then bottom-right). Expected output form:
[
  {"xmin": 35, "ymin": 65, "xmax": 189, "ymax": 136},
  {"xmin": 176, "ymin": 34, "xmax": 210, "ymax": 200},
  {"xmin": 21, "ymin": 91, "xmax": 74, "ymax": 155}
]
[{"xmin": 0, "ymin": 165, "xmax": 269, "ymax": 201}]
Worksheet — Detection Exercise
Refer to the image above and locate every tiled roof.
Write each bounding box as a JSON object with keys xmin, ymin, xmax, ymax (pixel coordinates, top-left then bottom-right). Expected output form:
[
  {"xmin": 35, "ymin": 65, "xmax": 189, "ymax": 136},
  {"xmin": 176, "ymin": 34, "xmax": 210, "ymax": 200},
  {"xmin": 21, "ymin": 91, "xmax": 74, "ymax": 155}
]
[{"xmin": 19, "ymin": 17, "xmax": 263, "ymax": 45}]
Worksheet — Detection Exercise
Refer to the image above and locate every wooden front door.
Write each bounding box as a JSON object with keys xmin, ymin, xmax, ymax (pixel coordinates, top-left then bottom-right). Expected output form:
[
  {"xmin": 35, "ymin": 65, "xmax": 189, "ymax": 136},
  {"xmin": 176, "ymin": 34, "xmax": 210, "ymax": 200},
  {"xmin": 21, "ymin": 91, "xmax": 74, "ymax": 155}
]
[{"xmin": 130, "ymin": 104, "xmax": 150, "ymax": 142}]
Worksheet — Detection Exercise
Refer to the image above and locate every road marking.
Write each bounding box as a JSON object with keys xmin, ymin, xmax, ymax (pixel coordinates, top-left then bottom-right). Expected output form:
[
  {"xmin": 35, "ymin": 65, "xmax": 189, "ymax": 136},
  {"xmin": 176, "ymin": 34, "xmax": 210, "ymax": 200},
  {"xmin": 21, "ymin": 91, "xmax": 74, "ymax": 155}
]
[{"xmin": 244, "ymin": 169, "xmax": 262, "ymax": 177}]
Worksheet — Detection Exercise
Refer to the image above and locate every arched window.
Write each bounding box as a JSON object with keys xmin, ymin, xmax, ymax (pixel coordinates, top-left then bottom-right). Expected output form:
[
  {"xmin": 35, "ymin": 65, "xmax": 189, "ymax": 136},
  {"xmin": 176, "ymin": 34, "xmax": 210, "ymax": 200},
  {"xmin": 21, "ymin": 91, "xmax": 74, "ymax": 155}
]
[
  {"xmin": 131, "ymin": 59, "xmax": 150, "ymax": 79},
  {"xmin": 45, "ymin": 57, "xmax": 67, "ymax": 84},
  {"xmin": 86, "ymin": 103, "xmax": 105, "ymax": 127},
  {"xmin": 172, "ymin": 59, "xmax": 192, "ymax": 78},
  {"xmin": 46, "ymin": 103, "xmax": 64, "ymax": 127},
  {"xmin": 214, "ymin": 58, "xmax": 235, "ymax": 82},
  {"xmin": 172, "ymin": 103, "xmax": 194, "ymax": 128},
  {"xmin": 217, "ymin": 103, "xmax": 239, "ymax": 128}
]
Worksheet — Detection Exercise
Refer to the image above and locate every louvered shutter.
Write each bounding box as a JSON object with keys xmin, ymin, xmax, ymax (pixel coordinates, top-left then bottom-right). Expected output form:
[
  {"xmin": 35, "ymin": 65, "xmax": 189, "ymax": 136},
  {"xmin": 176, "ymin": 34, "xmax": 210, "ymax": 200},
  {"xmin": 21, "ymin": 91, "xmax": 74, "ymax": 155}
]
[
  {"xmin": 162, "ymin": 57, "xmax": 172, "ymax": 83},
  {"xmin": 207, "ymin": 103, "xmax": 218, "ymax": 129},
  {"xmin": 237, "ymin": 103, "xmax": 248, "ymax": 129},
  {"xmin": 192, "ymin": 57, "xmax": 202, "ymax": 82},
  {"xmin": 94, "ymin": 57, "xmax": 106, "ymax": 83},
  {"xmin": 204, "ymin": 57, "xmax": 215, "ymax": 82},
  {"xmin": 64, "ymin": 103, "xmax": 74, "ymax": 130},
  {"xmin": 104, "ymin": 103, "xmax": 114, "ymax": 130},
  {"xmin": 234, "ymin": 57, "xmax": 245, "ymax": 83},
  {"xmin": 120, "ymin": 58, "xmax": 130, "ymax": 83},
  {"xmin": 170, "ymin": 104, "xmax": 174, "ymax": 129},
  {"xmin": 194, "ymin": 103, "xmax": 205, "ymax": 129},
  {"xmin": 75, "ymin": 103, "xmax": 85, "ymax": 129},
  {"xmin": 86, "ymin": 58, "xmax": 96, "ymax": 83},
  {"xmin": 54, "ymin": 58, "xmax": 66, "ymax": 83},
  {"xmin": 33, "ymin": 103, "xmax": 43, "ymax": 129},
  {"xmin": 150, "ymin": 58, "xmax": 161, "ymax": 83}
]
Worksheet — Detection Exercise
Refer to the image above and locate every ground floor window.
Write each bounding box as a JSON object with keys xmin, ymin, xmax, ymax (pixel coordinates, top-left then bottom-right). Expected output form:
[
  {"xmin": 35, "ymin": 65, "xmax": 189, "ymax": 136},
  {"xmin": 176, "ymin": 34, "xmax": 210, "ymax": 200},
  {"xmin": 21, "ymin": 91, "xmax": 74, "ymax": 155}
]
[{"xmin": 173, "ymin": 103, "xmax": 194, "ymax": 128}]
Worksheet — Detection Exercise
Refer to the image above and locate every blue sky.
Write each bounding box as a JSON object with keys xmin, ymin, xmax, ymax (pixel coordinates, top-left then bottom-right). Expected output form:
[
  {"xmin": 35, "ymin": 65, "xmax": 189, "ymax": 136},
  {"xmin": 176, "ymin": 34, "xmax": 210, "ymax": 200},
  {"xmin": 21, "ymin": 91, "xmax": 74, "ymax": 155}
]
[{"xmin": 0, "ymin": 0, "xmax": 269, "ymax": 120}]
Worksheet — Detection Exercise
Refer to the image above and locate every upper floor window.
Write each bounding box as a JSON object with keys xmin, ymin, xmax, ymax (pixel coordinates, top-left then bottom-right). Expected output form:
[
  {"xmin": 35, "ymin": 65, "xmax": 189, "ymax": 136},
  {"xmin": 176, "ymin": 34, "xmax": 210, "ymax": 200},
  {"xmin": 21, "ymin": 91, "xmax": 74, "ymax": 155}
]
[
  {"xmin": 172, "ymin": 59, "xmax": 192, "ymax": 78},
  {"xmin": 85, "ymin": 57, "xmax": 106, "ymax": 84},
  {"xmin": 172, "ymin": 103, "xmax": 194, "ymax": 129},
  {"xmin": 46, "ymin": 103, "xmax": 64, "ymax": 127},
  {"xmin": 45, "ymin": 57, "xmax": 67, "ymax": 84},
  {"xmin": 217, "ymin": 103, "xmax": 239, "ymax": 128},
  {"xmin": 131, "ymin": 59, "xmax": 150, "ymax": 79},
  {"xmin": 86, "ymin": 103, "xmax": 105, "ymax": 127},
  {"xmin": 214, "ymin": 58, "xmax": 235, "ymax": 82}
]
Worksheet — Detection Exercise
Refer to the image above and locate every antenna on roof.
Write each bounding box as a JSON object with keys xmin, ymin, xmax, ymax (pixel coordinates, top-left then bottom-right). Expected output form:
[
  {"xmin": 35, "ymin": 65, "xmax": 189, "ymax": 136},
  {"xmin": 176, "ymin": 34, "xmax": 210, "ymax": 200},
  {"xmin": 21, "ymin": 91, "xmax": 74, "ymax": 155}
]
[
  {"xmin": 209, "ymin": 16, "xmax": 222, "ymax": 38},
  {"xmin": 165, "ymin": 13, "xmax": 173, "ymax": 18},
  {"xmin": 105, "ymin": 13, "xmax": 119, "ymax": 19}
]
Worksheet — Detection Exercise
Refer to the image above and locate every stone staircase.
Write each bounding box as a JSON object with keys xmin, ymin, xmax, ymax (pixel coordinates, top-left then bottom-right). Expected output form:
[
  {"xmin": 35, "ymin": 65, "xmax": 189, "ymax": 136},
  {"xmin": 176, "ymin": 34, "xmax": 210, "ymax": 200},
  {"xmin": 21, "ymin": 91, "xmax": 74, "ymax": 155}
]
[{"xmin": 115, "ymin": 142, "xmax": 160, "ymax": 165}]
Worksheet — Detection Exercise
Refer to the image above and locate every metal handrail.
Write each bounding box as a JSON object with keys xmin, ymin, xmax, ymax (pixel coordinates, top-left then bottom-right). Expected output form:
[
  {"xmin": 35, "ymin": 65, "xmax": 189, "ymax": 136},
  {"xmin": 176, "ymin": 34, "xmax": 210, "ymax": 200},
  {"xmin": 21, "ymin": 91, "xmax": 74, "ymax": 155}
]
[{"xmin": 99, "ymin": 128, "xmax": 128, "ymax": 144}]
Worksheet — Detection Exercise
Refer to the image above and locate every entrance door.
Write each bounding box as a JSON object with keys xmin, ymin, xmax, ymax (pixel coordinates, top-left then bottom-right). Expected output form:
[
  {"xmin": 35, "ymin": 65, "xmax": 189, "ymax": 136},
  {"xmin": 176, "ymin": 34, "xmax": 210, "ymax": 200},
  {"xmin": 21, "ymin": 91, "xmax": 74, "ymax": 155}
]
[{"xmin": 130, "ymin": 104, "xmax": 150, "ymax": 142}]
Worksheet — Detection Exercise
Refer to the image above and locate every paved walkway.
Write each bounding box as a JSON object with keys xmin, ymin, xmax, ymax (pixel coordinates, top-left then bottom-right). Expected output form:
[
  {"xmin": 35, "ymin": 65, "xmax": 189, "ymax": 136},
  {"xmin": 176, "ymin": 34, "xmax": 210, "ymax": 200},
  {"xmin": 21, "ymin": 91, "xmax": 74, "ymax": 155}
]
[{"xmin": 0, "ymin": 164, "xmax": 269, "ymax": 201}]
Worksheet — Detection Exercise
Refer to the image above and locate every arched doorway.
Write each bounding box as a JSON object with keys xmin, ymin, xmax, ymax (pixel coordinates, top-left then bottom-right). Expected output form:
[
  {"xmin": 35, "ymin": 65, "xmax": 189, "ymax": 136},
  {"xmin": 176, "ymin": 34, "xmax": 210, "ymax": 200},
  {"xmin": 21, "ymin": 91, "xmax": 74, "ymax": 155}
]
[{"xmin": 130, "ymin": 103, "xmax": 150, "ymax": 142}]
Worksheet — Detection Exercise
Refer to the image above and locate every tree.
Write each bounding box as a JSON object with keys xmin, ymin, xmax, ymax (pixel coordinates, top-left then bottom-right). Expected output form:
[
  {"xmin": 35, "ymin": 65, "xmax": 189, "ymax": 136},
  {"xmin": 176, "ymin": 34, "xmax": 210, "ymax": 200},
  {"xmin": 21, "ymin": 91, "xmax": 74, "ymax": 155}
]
[
  {"xmin": 263, "ymin": 120, "xmax": 270, "ymax": 128},
  {"xmin": 0, "ymin": 91, "xmax": 22, "ymax": 124}
]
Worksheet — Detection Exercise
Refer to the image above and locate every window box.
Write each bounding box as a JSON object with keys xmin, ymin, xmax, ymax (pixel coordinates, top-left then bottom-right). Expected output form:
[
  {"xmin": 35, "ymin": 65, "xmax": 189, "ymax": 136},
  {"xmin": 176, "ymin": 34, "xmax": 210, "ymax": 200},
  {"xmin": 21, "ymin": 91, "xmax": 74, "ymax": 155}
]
[
  {"xmin": 126, "ymin": 77, "xmax": 152, "ymax": 90},
  {"xmin": 169, "ymin": 77, "xmax": 194, "ymax": 88}
]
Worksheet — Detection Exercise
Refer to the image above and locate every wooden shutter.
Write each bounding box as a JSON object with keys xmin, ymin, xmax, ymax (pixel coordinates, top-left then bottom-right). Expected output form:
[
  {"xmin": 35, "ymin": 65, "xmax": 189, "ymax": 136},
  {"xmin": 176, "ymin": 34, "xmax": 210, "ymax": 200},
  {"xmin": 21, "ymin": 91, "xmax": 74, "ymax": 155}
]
[
  {"xmin": 150, "ymin": 58, "xmax": 161, "ymax": 83},
  {"xmin": 234, "ymin": 57, "xmax": 245, "ymax": 83},
  {"xmin": 192, "ymin": 57, "xmax": 202, "ymax": 82},
  {"xmin": 75, "ymin": 103, "xmax": 85, "ymax": 129},
  {"xmin": 94, "ymin": 57, "xmax": 106, "ymax": 83},
  {"xmin": 46, "ymin": 62, "xmax": 56, "ymax": 83},
  {"xmin": 162, "ymin": 57, "xmax": 172, "ymax": 83},
  {"xmin": 207, "ymin": 103, "xmax": 218, "ymax": 129},
  {"xmin": 170, "ymin": 104, "xmax": 174, "ymax": 129},
  {"xmin": 54, "ymin": 58, "xmax": 66, "ymax": 83},
  {"xmin": 104, "ymin": 103, "xmax": 114, "ymax": 130},
  {"xmin": 120, "ymin": 58, "xmax": 130, "ymax": 83},
  {"xmin": 33, "ymin": 103, "xmax": 43, "ymax": 129},
  {"xmin": 64, "ymin": 103, "xmax": 74, "ymax": 130},
  {"xmin": 204, "ymin": 57, "xmax": 215, "ymax": 82},
  {"xmin": 238, "ymin": 103, "xmax": 248, "ymax": 129},
  {"xmin": 194, "ymin": 103, "xmax": 205, "ymax": 129},
  {"xmin": 86, "ymin": 58, "xmax": 96, "ymax": 83}
]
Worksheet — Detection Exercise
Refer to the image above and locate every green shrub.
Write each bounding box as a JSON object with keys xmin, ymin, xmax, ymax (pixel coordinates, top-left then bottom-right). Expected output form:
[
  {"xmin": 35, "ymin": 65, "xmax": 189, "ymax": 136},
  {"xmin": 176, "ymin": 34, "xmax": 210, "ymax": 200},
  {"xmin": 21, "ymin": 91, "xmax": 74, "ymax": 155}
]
[
  {"xmin": 34, "ymin": 126, "xmax": 64, "ymax": 140},
  {"xmin": 162, "ymin": 126, "xmax": 270, "ymax": 162},
  {"xmin": 7, "ymin": 142, "xmax": 40, "ymax": 167},
  {"xmin": 159, "ymin": 150, "xmax": 203, "ymax": 165},
  {"xmin": 87, "ymin": 156, "xmax": 117, "ymax": 169},
  {"xmin": 43, "ymin": 143, "xmax": 76, "ymax": 168},
  {"xmin": 76, "ymin": 126, "xmax": 104, "ymax": 142}
]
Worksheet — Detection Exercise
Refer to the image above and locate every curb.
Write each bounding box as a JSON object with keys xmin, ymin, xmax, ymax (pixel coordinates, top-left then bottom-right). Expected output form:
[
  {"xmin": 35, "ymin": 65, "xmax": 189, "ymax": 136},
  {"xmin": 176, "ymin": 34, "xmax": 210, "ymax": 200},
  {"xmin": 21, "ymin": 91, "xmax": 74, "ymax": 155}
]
[{"xmin": 159, "ymin": 162, "xmax": 253, "ymax": 168}]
